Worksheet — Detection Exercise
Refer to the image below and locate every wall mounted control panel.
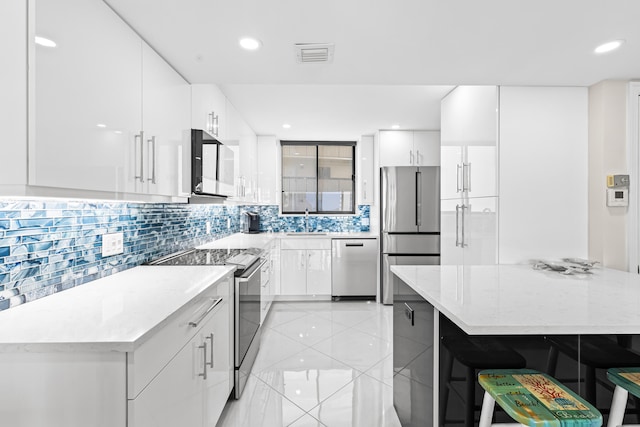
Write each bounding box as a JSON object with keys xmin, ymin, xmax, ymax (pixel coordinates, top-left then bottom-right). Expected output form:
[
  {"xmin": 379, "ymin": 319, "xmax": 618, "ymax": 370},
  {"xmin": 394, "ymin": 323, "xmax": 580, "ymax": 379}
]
[
  {"xmin": 607, "ymin": 188, "xmax": 629, "ymax": 207},
  {"xmin": 606, "ymin": 174, "xmax": 630, "ymax": 207}
]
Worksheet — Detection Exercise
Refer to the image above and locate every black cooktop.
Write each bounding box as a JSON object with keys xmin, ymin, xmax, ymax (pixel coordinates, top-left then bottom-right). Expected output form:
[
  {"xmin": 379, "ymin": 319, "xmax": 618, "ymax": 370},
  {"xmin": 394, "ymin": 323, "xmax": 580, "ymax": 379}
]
[
  {"xmin": 147, "ymin": 248, "xmax": 263, "ymax": 272},
  {"xmin": 152, "ymin": 248, "xmax": 245, "ymax": 266}
]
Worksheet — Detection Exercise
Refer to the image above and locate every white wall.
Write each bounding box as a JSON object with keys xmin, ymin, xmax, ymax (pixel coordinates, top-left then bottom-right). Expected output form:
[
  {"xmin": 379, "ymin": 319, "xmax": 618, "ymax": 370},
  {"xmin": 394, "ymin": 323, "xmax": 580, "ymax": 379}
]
[
  {"xmin": 499, "ymin": 87, "xmax": 589, "ymax": 263},
  {"xmin": 588, "ymin": 80, "xmax": 629, "ymax": 271}
]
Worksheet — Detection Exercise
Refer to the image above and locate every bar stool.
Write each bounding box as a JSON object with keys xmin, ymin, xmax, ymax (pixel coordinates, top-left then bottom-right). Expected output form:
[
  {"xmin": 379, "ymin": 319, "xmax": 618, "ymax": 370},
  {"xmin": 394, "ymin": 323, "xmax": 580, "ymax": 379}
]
[
  {"xmin": 546, "ymin": 336, "xmax": 640, "ymax": 406},
  {"xmin": 440, "ymin": 335, "xmax": 527, "ymax": 427},
  {"xmin": 606, "ymin": 367, "xmax": 640, "ymax": 427},
  {"xmin": 478, "ymin": 368, "xmax": 602, "ymax": 427}
]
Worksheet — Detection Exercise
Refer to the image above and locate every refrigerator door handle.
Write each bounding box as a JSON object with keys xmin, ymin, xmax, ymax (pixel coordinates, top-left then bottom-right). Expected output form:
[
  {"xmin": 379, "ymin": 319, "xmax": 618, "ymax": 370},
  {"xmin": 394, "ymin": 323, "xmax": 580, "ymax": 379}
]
[
  {"xmin": 415, "ymin": 171, "xmax": 422, "ymax": 227},
  {"xmin": 456, "ymin": 164, "xmax": 462, "ymax": 193},
  {"xmin": 455, "ymin": 204, "xmax": 460, "ymax": 247}
]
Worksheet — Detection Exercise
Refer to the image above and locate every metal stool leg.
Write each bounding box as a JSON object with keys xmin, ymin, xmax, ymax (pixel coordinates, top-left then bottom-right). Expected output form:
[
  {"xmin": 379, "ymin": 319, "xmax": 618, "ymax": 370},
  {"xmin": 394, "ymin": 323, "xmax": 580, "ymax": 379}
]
[
  {"xmin": 466, "ymin": 366, "xmax": 476, "ymax": 427},
  {"xmin": 608, "ymin": 385, "xmax": 629, "ymax": 427},
  {"xmin": 479, "ymin": 391, "xmax": 496, "ymax": 427}
]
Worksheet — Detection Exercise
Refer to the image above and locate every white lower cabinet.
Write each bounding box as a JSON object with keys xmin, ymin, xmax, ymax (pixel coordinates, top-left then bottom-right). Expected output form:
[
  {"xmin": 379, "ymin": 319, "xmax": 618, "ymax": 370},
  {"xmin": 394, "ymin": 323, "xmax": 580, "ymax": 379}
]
[
  {"xmin": 0, "ymin": 271, "xmax": 234, "ymax": 427},
  {"xmin": 279, "ymin": 238, "xmax": 331, "ymax": 297},
  {"xmin": 280, "ymin": 249, "xmax": 307, "ymax": 295},
  {"xmin": 306, "ymin": 250, "xmax": 332, "ymax": 295},
  {"xmin": 129, "ymin": 274, "xmax": 232, "ymax": 427}
]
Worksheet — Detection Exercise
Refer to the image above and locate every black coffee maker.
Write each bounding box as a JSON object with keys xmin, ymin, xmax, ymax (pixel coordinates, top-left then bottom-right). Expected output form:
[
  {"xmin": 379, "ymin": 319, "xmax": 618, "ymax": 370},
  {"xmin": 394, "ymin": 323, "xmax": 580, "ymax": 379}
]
[{"xmin": 242, "ymin": 212, "xmax": 260, "ymax": 234}]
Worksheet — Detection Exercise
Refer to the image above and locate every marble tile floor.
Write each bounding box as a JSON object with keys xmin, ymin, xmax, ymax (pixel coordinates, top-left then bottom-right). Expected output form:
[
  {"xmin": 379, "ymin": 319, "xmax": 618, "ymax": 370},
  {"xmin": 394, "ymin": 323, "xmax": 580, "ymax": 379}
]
[{"xmin": 217, "ymin": 301, "xmax": 401, "ymax": 427}]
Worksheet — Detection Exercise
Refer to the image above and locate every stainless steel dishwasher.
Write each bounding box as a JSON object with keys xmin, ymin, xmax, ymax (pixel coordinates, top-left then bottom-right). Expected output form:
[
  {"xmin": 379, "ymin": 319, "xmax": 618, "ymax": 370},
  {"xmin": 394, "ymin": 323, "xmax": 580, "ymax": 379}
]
[{"xmin": 331, "ymin": 238, "xmax": 378, "ymax": 299}]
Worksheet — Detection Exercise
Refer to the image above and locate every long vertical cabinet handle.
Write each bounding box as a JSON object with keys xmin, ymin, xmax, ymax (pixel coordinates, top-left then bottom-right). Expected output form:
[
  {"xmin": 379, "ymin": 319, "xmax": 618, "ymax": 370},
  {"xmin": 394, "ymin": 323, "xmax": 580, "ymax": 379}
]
[
  {"xmin": 461, "ymin": 204, "xmax": 467, "ymax": 248},
  {"xmin": 462, "ymin": 163, "xmax": 471, "ymax": 192},
  {"xmin": 416, "ymin": 150, "xmax": 421, "ymax": 165},
  {"xmin": 134, "ymin": 132, "xmax": 145, "ymax": 182},
  {"xmin": 409, "ymin": 150, "xmax": 414, "ymax": 165},
  {"xmin": 213, "ymin": 114, "xmax": 219, "ymax": 137},
  {"xmin": 455, "ymin": 205, "xmax": 460, "ymax": 247},
  {"xmin": 198, "ymin": 342, "xmax": 208, "ymax": 379},
  {"xmin": 147, "ymin": 136, "xmax": 157, "ymax": 184},
  {"xmin": 456, "ymin": 164, "xmax": 462, "ymax": 193},
  {"xmin": 363, "ymin": 180, "xmax": 367, "ymax": 200},
  {"xmin": 207, "ymin": 112, "xmax": 214, "ymax": 134},
  {"xmin": 206, "ymin": 333, "xmax": 214, "ymax": 368},
  {"xmin": 415, "ymin": 171, "xmax": 422, "ymax": 227}
]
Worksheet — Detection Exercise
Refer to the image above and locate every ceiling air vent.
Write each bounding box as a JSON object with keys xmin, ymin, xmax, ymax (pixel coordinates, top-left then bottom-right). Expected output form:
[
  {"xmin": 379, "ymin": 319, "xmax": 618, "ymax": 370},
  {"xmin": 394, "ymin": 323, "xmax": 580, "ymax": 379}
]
[{"xmin": 295, "ymin": 43, "xmax": 335, "ymax": 64}]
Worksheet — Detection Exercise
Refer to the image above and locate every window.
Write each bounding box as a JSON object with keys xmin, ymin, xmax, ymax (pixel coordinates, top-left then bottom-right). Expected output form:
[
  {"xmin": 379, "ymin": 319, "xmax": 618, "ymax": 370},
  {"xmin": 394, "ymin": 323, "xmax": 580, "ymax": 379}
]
[{"xmin": 281, "ymin": 141, "xmax": 355, "ymax": 214}]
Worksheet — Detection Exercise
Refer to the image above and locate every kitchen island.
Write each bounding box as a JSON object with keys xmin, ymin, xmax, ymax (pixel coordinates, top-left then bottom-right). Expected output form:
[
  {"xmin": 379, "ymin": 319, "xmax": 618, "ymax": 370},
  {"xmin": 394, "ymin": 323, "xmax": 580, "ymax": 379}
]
[{"xmin": 391, "ymin": 265, "xmax": 640, "ymax": 427}]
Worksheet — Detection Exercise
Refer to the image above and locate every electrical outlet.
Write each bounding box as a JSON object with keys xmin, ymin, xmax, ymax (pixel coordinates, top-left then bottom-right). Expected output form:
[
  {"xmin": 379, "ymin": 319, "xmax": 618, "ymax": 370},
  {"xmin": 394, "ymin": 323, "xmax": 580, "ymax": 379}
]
[
  {"xmin": 102, "ymin": 232, "xmax": 124, "ymax": 257},
  {"xmin": 227, "ymin": 218, "xmax": 231, "ymax": 229},
  {"xmin": 206, "ymin": 221, "xmax": 211, "ymax": 234}
]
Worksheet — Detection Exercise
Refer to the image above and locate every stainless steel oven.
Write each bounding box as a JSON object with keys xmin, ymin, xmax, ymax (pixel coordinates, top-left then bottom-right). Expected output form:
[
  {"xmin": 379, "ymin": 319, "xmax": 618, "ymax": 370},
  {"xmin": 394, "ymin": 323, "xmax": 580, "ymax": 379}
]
[{"xmin": 234, "ymin": 257, "xmax": 264, "ymax": 398}]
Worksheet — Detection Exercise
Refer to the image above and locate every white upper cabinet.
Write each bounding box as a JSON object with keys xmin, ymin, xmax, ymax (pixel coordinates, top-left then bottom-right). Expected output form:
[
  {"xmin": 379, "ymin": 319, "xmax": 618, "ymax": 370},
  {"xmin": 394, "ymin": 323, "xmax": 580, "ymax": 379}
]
[
  {"xmin": 412, "ymin": 131, "xmax": 441, "ymax": 166},
  {"xmin": 379, "ymin": 131, "xmax": 413, "ymax": 166},
  {"xmin": 379, "ymin": 130, "xmax": 440, "ymax": 167},
  {"xmin": 31, "ymin": 0, "xmax": 142, "ymax": 194},
  {"xmin": 191, "ymin": 84, "xmax": 227, "ymax": 141},
  {"xmin": 30, "ymin": 0, "xmax": 189, "ymax": 199},
  {"xmin": 1, "ymin": 2, "xmax": 28, "ymax": 187},
  {"xmin": 256, "ymin": 136, "xmax": 279, "ymax": 205},
  {"xmin": 440, "ymin": 86, "xmax": 498, "ymax": 200},
  {"xmin": 357, "ymin": 135, "xmax": 375, "ymax": 205},
  {"xmin": 226, "ymin": 99, "xmax": 257, "ymax": 202},
  {"xmin": 141, "ymin": 43, "xmax": 190, "ymax": 197}
]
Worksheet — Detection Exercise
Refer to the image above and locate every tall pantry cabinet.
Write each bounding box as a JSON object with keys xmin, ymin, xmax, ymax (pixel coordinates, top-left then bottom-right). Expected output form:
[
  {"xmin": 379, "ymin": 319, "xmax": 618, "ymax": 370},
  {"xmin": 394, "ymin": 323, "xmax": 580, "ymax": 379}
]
[
  {"xmin": 440, "ymin": 86, "xmax": 499, "ymax": 265},
  {"xmin": 441, "ymin": 86, "xmax": 589, "ymax": 265}
]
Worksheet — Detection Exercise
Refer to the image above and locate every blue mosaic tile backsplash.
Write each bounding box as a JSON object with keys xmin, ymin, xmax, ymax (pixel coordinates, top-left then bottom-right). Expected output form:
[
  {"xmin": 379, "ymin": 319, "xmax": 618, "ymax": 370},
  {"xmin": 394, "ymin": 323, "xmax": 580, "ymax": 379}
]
[
  {"xmin": 242, "ymin": 205, "xmax": 370, "ymax": 233},
  {"xmin": 0, "ymin": 200, "xmax": 240, "ymax": 311},
  {"xmin": 0, "ymin": 200, "xmax": 371, "ymax": 311}
]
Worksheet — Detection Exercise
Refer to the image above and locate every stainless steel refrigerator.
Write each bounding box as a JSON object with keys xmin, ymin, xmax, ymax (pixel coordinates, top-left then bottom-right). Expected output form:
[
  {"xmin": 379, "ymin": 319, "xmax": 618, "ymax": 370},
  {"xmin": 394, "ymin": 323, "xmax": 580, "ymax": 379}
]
[{"xmin": 380, "ymin": 166, "xmax": 440, "ymax": 304}]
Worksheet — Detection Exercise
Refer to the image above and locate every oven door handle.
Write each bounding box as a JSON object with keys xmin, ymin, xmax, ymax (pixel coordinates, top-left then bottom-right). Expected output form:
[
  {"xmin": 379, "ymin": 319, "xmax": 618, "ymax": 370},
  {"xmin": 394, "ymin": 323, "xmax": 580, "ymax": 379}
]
[{"xmin": 189, "ymin": 297, "xmax": 223, "ymax": 328}]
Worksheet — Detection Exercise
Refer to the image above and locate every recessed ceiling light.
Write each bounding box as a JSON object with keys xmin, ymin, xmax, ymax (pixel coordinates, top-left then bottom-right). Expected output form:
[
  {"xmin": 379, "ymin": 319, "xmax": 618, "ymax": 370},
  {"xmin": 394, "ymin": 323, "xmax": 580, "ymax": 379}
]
[
  {"xmin": 391, "ymin": 124, "xmax": 400, "ymax": 130},
  {"xmin": 35, "ymin": 36, "xmax": 56, "ymax": 47},
  {"xmin": 114, "ymin": 130, "xmax": 122, "ymax": 134},
  {"xmin": 282, "ymin": 123, "xmax": 291, "ymax": 129},
  {"xmin": 97, "ymin": 124, "xmax": 107, "ymax": 128},
  {"xmin": 239, "ymin": 37, "xmax": 261, "ymax": 51},
  {"xmin": 594, "ymin": 39, "xmax": 625, "ymax": 54}
]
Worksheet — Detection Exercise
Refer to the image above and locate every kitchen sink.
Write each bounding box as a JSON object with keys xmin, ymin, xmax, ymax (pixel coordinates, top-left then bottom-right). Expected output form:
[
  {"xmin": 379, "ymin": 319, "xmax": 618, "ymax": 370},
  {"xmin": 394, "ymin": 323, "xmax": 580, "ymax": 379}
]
[{"xmin": 286, "ymin": 233, "xmax": 328, "ymax": 236}]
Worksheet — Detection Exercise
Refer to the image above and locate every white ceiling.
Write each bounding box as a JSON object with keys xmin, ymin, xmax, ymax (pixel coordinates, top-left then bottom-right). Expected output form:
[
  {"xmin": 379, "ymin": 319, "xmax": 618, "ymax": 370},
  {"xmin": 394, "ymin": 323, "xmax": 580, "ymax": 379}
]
[{"xmin": 105, "ymin": 0, "xmax": 640, "ymax": 140}]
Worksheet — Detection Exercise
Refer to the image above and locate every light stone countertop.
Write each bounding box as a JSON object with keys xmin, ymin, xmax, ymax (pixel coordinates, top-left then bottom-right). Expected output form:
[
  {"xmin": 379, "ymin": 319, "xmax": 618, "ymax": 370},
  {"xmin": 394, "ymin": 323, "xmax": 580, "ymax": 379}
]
[
  {"xmin": 391, "ymin": 264, "xmax": 640, "ymax": 335},
  {"xmin": 197, "ymin": 231, "xmax": 378, "ymax": 250},
  {"xmin": 0, "ymin": 265, "xmax": 235, "ymax": 352}
]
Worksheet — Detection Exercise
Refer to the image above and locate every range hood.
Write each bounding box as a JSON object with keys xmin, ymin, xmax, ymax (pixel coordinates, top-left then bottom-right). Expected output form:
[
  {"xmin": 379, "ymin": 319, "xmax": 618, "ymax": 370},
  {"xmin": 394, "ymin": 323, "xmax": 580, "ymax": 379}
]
[{"xmin": 189, "ymin": 129, "xmax": 235, "ymax": 203}]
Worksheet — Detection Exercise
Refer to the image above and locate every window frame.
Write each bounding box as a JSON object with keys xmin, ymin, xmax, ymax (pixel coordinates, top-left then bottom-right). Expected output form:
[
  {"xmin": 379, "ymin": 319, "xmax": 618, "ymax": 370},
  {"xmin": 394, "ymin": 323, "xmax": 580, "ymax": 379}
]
[{"xmin": 280, "ymin": 140, "xmax": 356, "ymax": 215}]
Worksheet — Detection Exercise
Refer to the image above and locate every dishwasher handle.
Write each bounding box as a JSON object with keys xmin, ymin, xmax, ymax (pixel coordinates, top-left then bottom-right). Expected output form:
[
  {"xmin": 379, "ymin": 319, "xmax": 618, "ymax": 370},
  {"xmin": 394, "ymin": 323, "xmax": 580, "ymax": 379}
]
[{"xmin": 345, "ymin": 243, "xmax": 364, "ymax": 247}]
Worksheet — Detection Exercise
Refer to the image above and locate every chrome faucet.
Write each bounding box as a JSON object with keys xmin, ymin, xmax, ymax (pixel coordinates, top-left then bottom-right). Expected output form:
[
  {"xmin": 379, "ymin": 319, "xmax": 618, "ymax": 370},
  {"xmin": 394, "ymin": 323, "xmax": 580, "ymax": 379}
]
[{"xmin": 304, "ymin": 208, "xmax": 309, "ymax": 232}]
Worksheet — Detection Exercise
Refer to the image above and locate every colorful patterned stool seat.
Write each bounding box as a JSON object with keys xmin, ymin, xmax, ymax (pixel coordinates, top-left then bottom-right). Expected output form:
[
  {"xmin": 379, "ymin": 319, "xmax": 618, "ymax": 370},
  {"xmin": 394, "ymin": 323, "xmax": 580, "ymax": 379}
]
[
  {"xmin": 478, "ymin": 369, "xmax": 602, "ymax": 427},
  {"xmin": 606, "ymin": 367, "xmax": 640, "ymax": 427}
]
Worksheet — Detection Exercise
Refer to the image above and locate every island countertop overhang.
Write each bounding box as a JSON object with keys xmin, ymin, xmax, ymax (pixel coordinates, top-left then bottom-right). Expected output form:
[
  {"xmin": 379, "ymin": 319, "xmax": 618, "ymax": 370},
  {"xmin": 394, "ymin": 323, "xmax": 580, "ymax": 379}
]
[{"xmin": 391, "ymin": 264, "xmax": 640, "ymax": 335}]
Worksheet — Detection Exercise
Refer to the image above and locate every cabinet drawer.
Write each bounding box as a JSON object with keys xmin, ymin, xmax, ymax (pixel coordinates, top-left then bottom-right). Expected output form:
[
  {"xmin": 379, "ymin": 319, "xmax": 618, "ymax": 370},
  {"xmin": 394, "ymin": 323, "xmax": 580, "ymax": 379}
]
[
  {"xmin": 127, "ymin": 273, "xmax": 232, "ymax": 399},
  {"xmin": 280, "ymin": 238, "xmax": 331, "ymax": 250}
]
